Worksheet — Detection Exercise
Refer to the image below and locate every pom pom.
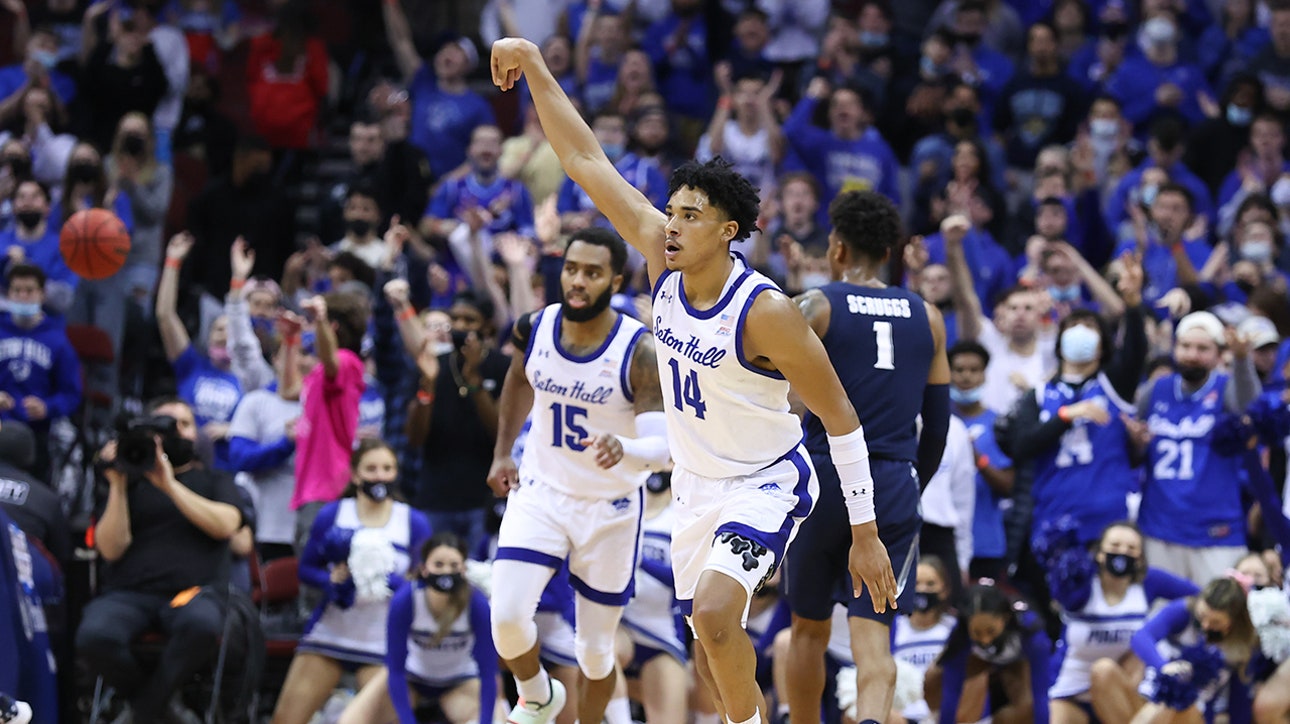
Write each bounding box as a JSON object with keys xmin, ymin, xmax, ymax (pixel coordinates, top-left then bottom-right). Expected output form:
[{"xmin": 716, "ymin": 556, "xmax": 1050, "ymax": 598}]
[
  {"xmin": 348, "ymin": 528, "xmax": 397, "ymax": 604},
  {"xmin": 1249, "ymin": 587, "xmax": 1290, "ymax": 664},
  {"xmin": 1182, "ymin": 642, "xmax": 1227, "ymax": 690},
  {"xmin": 1047, "ymin": 547, "xmax": 1097, "ymax": 605},
  {"xmin": 1138, "ymin": 644, "xmax": 1227, "ymax": 711},
  {"xmin": 1138, "ymin": 665, "xmax": 1196, "ymax": 710},
  {"xmin": 1248, "ymin": 393, "xmax": 1290, "ymax": 449},
  {"xmin": 331, "ymin": 577, "xmax": 356, "ymax": 609},
  {"xmin": 1031, "ymin": 515, "xmax": 1082, "ymax": 567},
  {"xmin": 465, "ymin": 559, "xmax": 492, "ymax": 599},
  {"xmin": 322, "ymin": 526, "xmax": 354, "ymax": 564},
  {"xmin": 835, "ymin": 666, "xmax": 858, "ymax": 721},
  {"xmin": 892, "ymin": 657, "xmax": 926, "ymax": 712},
  {"xmin": 1210, "ymin": 414, "xmax": 1255, "ymax": 458}
]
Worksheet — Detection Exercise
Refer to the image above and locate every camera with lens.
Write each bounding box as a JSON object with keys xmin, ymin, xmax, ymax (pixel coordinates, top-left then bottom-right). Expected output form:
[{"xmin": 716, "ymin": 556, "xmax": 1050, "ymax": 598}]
[{"xmin": 114, "ymin": 414, "xmax": 180, "ymax": 477}]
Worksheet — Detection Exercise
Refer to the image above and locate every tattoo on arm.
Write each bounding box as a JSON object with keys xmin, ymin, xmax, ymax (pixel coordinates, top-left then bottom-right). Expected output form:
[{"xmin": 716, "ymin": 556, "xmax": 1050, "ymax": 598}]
[{"xmin": 630, "ymin": 336, "xmax": 665, "ymax": 414}]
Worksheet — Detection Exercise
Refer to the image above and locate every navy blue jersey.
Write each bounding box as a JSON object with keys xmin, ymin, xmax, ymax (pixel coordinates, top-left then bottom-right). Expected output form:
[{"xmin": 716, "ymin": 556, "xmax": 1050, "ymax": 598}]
[{"xmin": 804, "ymin": 283, "xmax": 934, "ymax": 463}]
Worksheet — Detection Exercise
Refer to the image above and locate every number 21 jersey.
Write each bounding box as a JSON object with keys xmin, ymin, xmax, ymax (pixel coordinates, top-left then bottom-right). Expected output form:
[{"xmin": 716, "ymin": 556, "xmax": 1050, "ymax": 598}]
[{"xmin": 650, "ymin": 255, "xmax": 803, "ymax": 479}]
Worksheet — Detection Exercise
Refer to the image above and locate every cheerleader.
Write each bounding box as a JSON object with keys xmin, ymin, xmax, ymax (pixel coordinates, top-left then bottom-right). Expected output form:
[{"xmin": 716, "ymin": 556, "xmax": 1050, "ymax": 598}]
[
  {"xmin": 889, "ymin": 558, "xmax": 958, "ymax": 724},
  {"xmin": 618, "ymin": 472, "xmax": 688, "ymax": 724},
  {"xmin": 270, "ymin": 440, "xmax": 432, "ymax": 724},
  {"xmin": 1129, "ymin": 577, "xmax": 1259, "ymax": 724},
  {"xmin": 925, "ymin": 582, "xmax": 1053, "ymax": 724},
  {"xmin": 339, "ymin": 533, "xmax": 498, "ymax": 724},
  {"xmin": 1047, "ymin": 522, "xmax": 1197, "ymax": 724}
]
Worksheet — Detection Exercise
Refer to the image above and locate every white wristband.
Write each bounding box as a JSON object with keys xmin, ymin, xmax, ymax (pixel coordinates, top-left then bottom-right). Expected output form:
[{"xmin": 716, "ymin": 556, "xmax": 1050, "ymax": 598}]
[
  {"xmin": 616, "ymin": 411, "xmax": 671, "ymax": 472},
  {"xmin": 829, "ymin": 427, "xmax": 875, "ymax": 525}
]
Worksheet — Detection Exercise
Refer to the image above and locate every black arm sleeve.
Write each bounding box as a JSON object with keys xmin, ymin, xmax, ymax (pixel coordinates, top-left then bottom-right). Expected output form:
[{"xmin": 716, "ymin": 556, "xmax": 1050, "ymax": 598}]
[
  {"xmin": 1105, "ymin": 304, "xmax": 1148, "ymax": 402},
  {"xmin": 1009, "ymin": 388, "xmax": 1072, "ymax": 461},
  {"xmin": 917, "ymin": 384, "xmax": 951, "ymax": 491}
]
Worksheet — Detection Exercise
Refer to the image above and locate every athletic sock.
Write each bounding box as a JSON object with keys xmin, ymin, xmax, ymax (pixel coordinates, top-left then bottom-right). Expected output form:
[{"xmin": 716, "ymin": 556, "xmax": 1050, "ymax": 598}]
[{"xmin": 517, "ymin": 669, "xmax": 553, "ymax": 707}]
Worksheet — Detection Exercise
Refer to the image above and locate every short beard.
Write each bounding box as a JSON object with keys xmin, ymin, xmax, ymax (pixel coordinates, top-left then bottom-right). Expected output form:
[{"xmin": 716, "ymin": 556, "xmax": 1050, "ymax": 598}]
[{"xmin": 561, "ymin": 285, "xmax": 614, "ymax": 323}]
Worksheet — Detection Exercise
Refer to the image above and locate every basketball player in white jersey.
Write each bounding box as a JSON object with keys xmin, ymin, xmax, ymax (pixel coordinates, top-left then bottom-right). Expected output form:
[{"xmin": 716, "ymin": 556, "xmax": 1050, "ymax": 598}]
[
  {"xmin": 487, "ymin": 227, "xmax": 669, "ymax": 724},
  {"xmin": 491, "ymin": 38, "xmax": 899, "ymax": 724}
]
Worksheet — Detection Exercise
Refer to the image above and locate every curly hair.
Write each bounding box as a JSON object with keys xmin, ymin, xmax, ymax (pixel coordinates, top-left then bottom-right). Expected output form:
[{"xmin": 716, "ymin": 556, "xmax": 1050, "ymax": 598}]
[
  {"xmin": 667, "ymin": 157, "xmax": 761, "ymax": 242},
  {"xmin": 828, "ymin": 191, "xmax": 903, "ymax": 261}
]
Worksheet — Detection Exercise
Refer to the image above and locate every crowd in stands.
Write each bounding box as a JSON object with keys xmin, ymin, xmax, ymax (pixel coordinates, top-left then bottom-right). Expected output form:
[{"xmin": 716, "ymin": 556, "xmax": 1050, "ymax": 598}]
[{"xmin": 1, "ymin": 0, "xmax": 1290, "ymax": 722}]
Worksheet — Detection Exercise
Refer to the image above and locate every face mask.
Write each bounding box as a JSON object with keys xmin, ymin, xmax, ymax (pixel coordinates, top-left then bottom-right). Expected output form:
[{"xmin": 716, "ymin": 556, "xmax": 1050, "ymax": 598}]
[
  {"xmin": 15, "ymin": 210, "xmax": 42, "ymax": 230},
  {"xmin": 31, "ymin": 49, "xmax": 57, "ymax": 70},
  {"xmin": 1272, "ymin": 177, "xmax": 1290, "ymax": 207},
  {"xmin": 859, "ymin": 31, "xmax": 888, "ymax": 48},
  {"xmin": 424, "ymin": 571, "xmax": 464, "ymax": 593},
  {"xmin": 602, "ymin": 142, "xmax": 625, "ymax": 162},
  {"xmin": 251, "ymin": 316, "xmax": 275, "ymax": 336},
  {"xmin": 1102, "ymin": 552, "xmax": 1137, "ymax": 578},
  {"xmin": 7, "ymin": 301, "xmax": 40, "ymax": 319},
  {"xmin": 1227, "ymin": 104, "xmax": 1253, "ymax": 127},
  {"xmin": 1049, "ymin": 284, "xmax": 1082, "ymax": 303},
  {"xmin": 950, "ymin": 384, "xmax": 984, "ymax": 405},
  {"xmin": 920, "ymin": 56, "xmax": 944, "ymax": 78},
  {"xmin": 914, "ymin": 591, "xmax": 941, "ymax": 612},
  {"xmin": 948, "ymin": 107, "xmax": 977, "ymax": 128},
  {"xmin": 121, "ymin": 134, "xmax": 147, "ymax": 157},
  {"xmin": 800, "ymin": 272, "xmax": 831, "ymax": 290},
  {"xmin": 1140, "ymin": 184, "xmax": 1159, "ymax": 209},
  {"xmin": 646, "ymin": 472, "xmax": 671, "ymax": 493},
  {"xmin": 972, "ymin": 632, "xmax": 1022, "ymax": 665},
  {"xmin": 1241, "ymin": 240, "xmax": 1274, "ymax": 264},
  {"xmin": 68, "ymin": 161, "xmax": 98, "ymax": 184},
  {"xmin": 359, "ymin": 479, "xmax": 391, "ymax": 502},
  {"xmin": 346, "ymin": 218, "xmax": 374, "ymax": 238},
  {"xmin": 1236, "ymin": 278, "xmax": 1257, "ymax": 295},
  {"xmin": 1202, "ymin": 626, "xmax": 1225, "ymax": 644},
  {"xmin": 432, "ymin": 341, "xmax": 454, "ymax": 356},
  {"xmin": 1178, "ymin": 364, "xmax": 1210, "ymax": 384},
  {"xmin": 1060, "ymin": 324, "xmax": 1100, "ymax": 364},
  {"xmin": 956, "ymin": 32, "xmax": 982, "ymax": 47},
  {"xmin": 162, "ymin": 436, "xmax": 196, "ymax": 467},
  {"xmin": 1089, "ymin": 118, "xmax": 1119, "ymax": 139},
  {"xmin": 3, "ymin": 156, "xmax": 31, "ymax": 177},
  {"xmin": 208, "ymin": 344, "xmax": 231, "ymax": 367}
]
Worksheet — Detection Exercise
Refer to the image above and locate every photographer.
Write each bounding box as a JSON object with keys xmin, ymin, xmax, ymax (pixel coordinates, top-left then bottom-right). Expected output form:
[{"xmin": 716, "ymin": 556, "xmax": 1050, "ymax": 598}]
[{"xmin": 74, "ymin": 397, "xmax": 244, "ymax": 724}]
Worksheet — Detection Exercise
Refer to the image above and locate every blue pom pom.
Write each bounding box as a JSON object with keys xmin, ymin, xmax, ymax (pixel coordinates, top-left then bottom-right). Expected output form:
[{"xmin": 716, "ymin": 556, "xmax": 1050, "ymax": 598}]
[
  {"xmin": 1249, "ymin": 395, "xmax": 1290, "ymax": 449},
  {"xmin": 1210, "ymin": 414, "xmax": 1255, "ymax": 458},
  {"xmin": 1180, "ymin": 642, "xmax": 1226, "ymax": 691},
  {"xmin": 1047, "ymin": 548, "xmax": 1097, "ymax": 603},
  {"xmin": 322, "ymin": 527, "xmax": 355, "ymax": 564},
  {"xmin": 1031, "ymin": 515, "xmax": 1083, "ymax": 566}
]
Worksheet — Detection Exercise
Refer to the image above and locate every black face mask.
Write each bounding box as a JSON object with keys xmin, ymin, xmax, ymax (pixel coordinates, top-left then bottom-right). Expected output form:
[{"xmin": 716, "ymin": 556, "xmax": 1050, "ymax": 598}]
[
  {"xmin": 646, "ymin": 472, "xmax": 671, "ymax": 493},
  {"xmin": 1102, "ymin": 552, "xmax": 1137, "ymax": 578},
  {"xmin": 121, "ymin": 134, "xmax": 147, "ymax": 157},
  {"xmin": 1203, "ymin": 627, "xmax": 1225, "ymax": 644},
  {"xmin": 948, "ymin": 107, "xmax": 977, "ymax": 128},
  {"xmin": 15, "ymin": 210, "xmax": 43, "ymax": 230},
  {"xmin": 162, "ymin": 436, "xmax": 196, "ymax": 468},
  {"xmin": 425, "ymin": 572, "xmax": 464, "ymax": 593},
  {"xmin": 359, "ymin": 480, "xmax": 391, "ymax": 502},
  {"xmin": 560, "ymin": 283, "xmax": 614, "ymax": 323},
  {"xmin": 1178, "ymin": 364, "xmax": 1210, "ymax": 384},
  {"xmin": 1236, "ymin": 278, "xmax": 1257, "ymax": 295},
  {"xmin": 914, "ymin": 591, "xmax": 941, "ymax": 612},
  {"xmin": 3, "ymin": 156, "xmax": 31, "ymax": 177},
  {"xmin": 346, "ymin": 218, "xmax": 374, "ymax": 237},
  {"xmin": 68, "ymin": 161, "xmax": 99, "ymax": 184},
  {"xmin": 956, "ymin": 32, "xmax": 982, "ymax": 47}
]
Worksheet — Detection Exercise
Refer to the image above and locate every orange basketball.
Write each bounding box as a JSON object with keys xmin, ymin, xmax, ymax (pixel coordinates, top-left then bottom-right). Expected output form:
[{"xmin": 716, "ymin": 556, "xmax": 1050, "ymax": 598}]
[{"xmin": 59, "ymin": 208, "xmax": 131, "ymax": 280}]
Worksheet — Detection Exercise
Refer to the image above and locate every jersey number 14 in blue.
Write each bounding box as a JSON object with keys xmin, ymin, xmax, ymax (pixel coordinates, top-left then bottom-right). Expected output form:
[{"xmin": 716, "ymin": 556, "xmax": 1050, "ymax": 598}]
[
  {"xmin": 668, "ymin": 359, "xmax": 707, "ymax": 419},
  {"xmin": 550, "ymin": 402, "xmax": 589, "ymax": 449}
]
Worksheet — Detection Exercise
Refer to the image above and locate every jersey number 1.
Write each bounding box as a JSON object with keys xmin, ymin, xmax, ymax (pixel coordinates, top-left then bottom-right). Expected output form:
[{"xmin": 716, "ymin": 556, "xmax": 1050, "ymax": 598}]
[
  {"xmin": 873, "ymin": 321, "xmax": 895, "ymax": 370},
  {"xmin": 668, "ymin": 359, "xmax": 707, "ymax": 419}
]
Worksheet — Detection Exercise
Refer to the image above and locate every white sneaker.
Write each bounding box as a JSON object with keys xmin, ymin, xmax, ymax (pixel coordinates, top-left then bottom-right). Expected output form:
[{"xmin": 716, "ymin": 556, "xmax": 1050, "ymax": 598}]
[{"xmin": 506, "ymin": 678, "xmax": 567, "ymax": 724}]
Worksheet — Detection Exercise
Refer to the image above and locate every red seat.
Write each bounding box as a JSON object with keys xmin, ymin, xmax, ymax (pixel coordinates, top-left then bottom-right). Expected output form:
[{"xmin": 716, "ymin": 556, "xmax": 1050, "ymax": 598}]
[{"xmin": 65, "ymin": 324, "xmax": 115, "ymax": 366}]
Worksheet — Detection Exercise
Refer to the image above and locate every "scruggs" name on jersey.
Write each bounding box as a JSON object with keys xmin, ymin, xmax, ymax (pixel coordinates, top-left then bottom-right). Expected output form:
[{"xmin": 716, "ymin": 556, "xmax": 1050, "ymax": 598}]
[{"xmin": 847, "ymin": 295, "xmax": 913, "ymax": 318}]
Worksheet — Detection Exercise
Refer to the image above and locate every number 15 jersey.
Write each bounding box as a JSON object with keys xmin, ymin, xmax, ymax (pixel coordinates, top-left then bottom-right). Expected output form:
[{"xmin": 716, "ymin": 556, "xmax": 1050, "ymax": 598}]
[
  {"xmin": 650, "ymin": 255, "xmax": 803, "ymax": 479},
  {"xmin": 522, "ymin": 305, "xmax": 649, "ymax": 500}
]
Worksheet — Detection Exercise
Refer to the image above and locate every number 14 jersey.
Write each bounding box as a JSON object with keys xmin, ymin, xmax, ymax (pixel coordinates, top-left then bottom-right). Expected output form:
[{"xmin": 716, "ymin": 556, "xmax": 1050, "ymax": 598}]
[
  {"xmin": 650, "ymin": 255, "xmax": 803, "ymax": 479},
  {"xmin": 522, "ymin": 305, "xmax": 649, "ymax": 500}
]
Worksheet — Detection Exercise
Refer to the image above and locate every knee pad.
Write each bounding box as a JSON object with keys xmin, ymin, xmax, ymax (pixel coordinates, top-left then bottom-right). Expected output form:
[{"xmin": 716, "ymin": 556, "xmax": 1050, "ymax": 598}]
[
  {"xmin": 574, "ymin": 629, "xmax": 617, "ymax": 680},
  {"xmin": 491, "ymin": 612, "xmax": 539, "ymax": 661}
]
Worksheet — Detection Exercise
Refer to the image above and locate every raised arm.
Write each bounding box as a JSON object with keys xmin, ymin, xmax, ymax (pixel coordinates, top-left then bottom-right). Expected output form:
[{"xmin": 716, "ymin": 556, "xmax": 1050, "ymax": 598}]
[
  {"xmin": 156, "ymin": 232, "xmax": 194, "ymax": 363},
  {"xmin": 491, "ymin": 38, "xmax": 666, "ymax": 281},
  {"xmin": 743, "ymin": 290, "xmax": 898, "ymax": 612},
  {"xmin": 941, "ymin": 216, "xmax": 984, "ymax": 342},
  {"xmin": 381, "ymin": 0, "xmax": 422, "ymax": 84}
]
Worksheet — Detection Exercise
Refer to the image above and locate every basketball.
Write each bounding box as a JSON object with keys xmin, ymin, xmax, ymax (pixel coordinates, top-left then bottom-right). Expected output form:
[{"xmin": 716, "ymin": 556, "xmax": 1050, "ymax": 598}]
[{"xmin": 59, "ymin": 208, "xmax": 131, "ymax": 280}]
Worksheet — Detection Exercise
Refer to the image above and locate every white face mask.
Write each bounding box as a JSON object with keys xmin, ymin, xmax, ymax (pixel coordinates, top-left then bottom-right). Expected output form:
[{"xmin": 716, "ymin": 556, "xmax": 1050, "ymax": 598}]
[
  {"xmin": 1241, "ymin": 239, "xmax": 1274, "ymax": 263},
  {"xmin": 1060, "ymin": 324, "xmax": 1101, "ymax": 364},
  {"xmin": 1089, "ymin": 118, "xmax": 1118, "ymax": 139}
]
